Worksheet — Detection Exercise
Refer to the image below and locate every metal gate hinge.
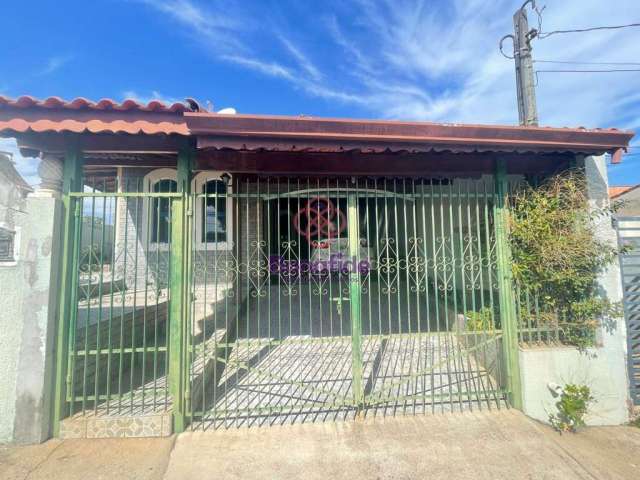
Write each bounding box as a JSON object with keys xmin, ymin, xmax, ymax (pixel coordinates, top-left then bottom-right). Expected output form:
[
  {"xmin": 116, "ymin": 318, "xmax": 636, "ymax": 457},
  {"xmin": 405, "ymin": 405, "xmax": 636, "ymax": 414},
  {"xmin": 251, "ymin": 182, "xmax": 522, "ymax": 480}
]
[{"xmin": 186, "ymin": 209, "xmax": 193, "ymax": 217}]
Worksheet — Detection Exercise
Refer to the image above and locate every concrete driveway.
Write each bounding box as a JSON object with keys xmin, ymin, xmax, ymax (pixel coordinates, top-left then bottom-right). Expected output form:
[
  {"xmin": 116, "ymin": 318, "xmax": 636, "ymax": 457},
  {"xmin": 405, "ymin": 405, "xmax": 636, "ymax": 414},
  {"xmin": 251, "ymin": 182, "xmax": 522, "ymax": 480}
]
[{"xmin": 2, "ymin": 410, "xmax": 639, "ymax": 480}]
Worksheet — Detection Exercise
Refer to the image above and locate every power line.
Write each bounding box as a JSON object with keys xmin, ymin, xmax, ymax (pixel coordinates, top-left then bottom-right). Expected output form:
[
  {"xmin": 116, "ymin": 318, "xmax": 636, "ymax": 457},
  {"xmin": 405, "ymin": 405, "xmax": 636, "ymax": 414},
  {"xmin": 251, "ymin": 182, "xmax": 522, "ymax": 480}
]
[
  {"xmin": 537, "ymin": 22, "xmax": 640, "ymax": 39},
  {"xmin": 499, "ymin": 1, "xmax": 640, "ymax": 121},
  {"xmin": 536, "ymin": 68, "xmax": 640, "ymax": 73},
  {"xmin": 534, "ymin": 68, "xmax": 640, "ymax": 85},
  {"xmin": 534, "ymin": 59, "xmax": 640, "ymax": 66}
]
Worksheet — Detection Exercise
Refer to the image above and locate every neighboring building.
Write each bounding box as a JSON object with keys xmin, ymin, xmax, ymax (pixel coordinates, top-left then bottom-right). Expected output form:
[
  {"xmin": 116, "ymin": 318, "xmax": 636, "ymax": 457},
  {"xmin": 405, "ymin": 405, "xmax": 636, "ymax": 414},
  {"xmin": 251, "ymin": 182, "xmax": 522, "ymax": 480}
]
[
  {"xmin": 610, "ymin": 185, "xmax": 640, "ymax": 406},
  {"xmin": 0, "ymin": 152, "xmax": 31, "ymax": 262},
  {"xmin": 610, "ymin": 184, "xmax": 640, "ymax": 216},
  {"xmin": 0, "ymin": 95, "xmax": 635, "ymax": 443}
]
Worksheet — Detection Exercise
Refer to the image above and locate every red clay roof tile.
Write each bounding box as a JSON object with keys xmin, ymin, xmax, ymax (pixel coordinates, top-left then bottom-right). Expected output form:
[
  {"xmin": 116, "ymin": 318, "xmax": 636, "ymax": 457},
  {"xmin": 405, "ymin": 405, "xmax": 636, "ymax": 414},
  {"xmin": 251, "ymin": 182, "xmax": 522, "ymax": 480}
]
[
  {"xmin": 0, "ymin": 95, "xmax": 634, "ymax": 157},
  {"xmin": 0, "ymin": 95, "xmax": 191, "ymax": 113}
]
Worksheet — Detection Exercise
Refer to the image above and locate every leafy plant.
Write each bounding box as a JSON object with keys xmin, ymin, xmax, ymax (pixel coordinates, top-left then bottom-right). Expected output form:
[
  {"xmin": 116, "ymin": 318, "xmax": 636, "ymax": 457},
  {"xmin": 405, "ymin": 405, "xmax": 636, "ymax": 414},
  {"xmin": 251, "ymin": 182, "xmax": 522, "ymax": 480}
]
[
  {"xmin": 508, "ymin": 171, "xmax": 624, "ymax": 347},
  {"xmin": 548, "ymin": 383, "xmax": 594, "ymax": 433},
  {"xmin": 465, "ymin": 307, "xmax": 495, "ymax": 331}
]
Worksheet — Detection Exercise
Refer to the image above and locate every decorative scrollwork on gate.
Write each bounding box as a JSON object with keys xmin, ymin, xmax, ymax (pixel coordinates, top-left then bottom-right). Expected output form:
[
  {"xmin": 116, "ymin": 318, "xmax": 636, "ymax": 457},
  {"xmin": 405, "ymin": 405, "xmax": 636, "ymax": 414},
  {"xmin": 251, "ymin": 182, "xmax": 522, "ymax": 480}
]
[
  {"xmin": 246, "ymin": 240, "xmax": 270, "ymax": 297},
  {"xmin": 378, "ymin": 237, "xmax": 399, "ymax": 294},
  {"xmin": 278, "ymin": 240, "xmax": 300, "ymax": 297},
  {"xmin": 433, "ymin": 236, "xmax": 455, "ymax": 293},
  {"xmin": 406, "ymin": 237, "xmax": 427, "ymax": 293}
]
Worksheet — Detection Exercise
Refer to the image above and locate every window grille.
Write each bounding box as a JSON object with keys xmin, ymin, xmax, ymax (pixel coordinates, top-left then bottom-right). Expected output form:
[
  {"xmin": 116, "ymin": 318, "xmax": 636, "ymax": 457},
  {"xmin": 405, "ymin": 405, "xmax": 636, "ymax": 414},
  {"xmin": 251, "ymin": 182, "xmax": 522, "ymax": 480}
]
[{"xmin": 0, "ymin": 227, "xmax": 15, "ymax": 262}]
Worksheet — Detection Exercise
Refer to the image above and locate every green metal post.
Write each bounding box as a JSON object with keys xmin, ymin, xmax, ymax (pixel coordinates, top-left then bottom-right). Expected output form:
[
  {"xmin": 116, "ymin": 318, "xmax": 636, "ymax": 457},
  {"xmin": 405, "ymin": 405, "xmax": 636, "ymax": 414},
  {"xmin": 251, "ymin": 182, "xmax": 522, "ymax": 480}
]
[
  {"xmin": 53, "ymin": 148, "xmax": 83, "ymax": 436},
  {"xmin": 494, "ymin": 158, "xmax": 523, "ymax": 409},
  {"xmin": 168, "ymin": 147, "xmax": 193, "ymax": 432},
  {"xmin": 348, "ymin": 193, "xmax": 364, "ymax": 408}
]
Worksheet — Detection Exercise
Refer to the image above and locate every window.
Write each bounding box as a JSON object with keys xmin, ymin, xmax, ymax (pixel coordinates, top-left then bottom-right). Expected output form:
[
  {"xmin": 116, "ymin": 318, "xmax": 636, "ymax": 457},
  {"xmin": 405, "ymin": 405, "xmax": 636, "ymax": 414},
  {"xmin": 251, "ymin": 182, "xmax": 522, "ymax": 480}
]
[
  {"xmin": 143, "ymin": 169, "xmax": 231, "ymax": 249},
  {"xmin": 193, "ymin": 172, "xmax": 232, "ymax": 249},
  {"xmin": 143, "ymin": 169, "xmax": 178, "ymax": 246},
  {"xmin": 151, "ymin": 179, "xmax": 177, "ymax": 243},
  {"xmin": 0, "ymin": 227, "xmax": 15, "ymax": 262},
  {"xmin": 202, "ymin": 179, "xmax": 228, "ymax": 243}
]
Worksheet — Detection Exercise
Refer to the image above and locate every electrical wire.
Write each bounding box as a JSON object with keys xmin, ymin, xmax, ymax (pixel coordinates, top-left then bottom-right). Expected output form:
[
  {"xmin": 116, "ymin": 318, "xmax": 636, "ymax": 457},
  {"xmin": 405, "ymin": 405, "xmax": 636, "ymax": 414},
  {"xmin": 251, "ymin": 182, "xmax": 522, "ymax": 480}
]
[
  {"xmin": 536, "ymin": 69, "xmax": 640, "ymax": 73},
  {"xmin": 534, "ymin": 68, "xmax": 640, "ymax": 85},
  {"xmin": 534, "ymin": 59, "xmax": 640, "ymax": 66},
  {"xmin": 537, "ymin": 22, "xmax": 640, "ymax": 39}
]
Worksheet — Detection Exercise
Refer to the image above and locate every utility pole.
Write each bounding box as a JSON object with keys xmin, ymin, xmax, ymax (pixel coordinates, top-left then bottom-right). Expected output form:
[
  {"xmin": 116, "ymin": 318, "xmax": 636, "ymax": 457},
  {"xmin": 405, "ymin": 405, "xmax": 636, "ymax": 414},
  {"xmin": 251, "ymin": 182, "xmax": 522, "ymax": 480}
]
[
  {"xmin": 500, "ymin": 2, "xmax": 539, "ymax": 125},
  {"xmin": 512, "ymin": 3, "xmax": 538, "ymax": 126}
]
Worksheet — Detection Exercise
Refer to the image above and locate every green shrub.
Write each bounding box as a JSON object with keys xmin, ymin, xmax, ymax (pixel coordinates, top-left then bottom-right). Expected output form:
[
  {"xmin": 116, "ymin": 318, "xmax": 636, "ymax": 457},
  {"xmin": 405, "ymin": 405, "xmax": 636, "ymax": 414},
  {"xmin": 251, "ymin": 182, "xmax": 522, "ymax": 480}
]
[
  {"xmin": 465, "ymin": 307, "xmax": 494, "ymax": 331},
  {"xmin": 508, "ymin": 171, "xmax": 624, "ymax": 347},
  {"xmin": 548, "ymin": 384, "xmax": 594, "ymax": 433}
]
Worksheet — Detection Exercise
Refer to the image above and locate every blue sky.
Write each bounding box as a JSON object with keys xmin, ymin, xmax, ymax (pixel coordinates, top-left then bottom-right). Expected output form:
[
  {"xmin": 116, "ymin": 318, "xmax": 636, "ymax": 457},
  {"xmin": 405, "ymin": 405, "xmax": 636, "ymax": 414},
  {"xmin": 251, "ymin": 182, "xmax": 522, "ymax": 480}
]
[{"xmin": 1, "ymin": 0, "xmax": 639, "ymax": 185}]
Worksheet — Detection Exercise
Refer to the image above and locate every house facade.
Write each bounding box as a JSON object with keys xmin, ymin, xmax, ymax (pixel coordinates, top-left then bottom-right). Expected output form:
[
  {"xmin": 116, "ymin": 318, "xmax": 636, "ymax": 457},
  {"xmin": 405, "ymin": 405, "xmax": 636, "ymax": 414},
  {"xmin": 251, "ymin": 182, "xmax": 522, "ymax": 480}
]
[
  {"xmin": 611, "ymin": 184, "xmax": 640, "ymax": 216},
  {"xmin": 0, "ymin": 95, "xmax": 634, "ymax": 442}
]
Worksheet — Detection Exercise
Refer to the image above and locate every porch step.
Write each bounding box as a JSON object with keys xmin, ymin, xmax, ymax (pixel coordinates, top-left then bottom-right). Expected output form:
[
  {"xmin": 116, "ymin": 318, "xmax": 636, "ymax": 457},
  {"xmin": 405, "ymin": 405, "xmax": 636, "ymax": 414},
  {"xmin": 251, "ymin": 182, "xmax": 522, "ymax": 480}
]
[
  {"xmin": 59, "ymin": 377, "xmax": 172, "ymax": 439},
  {"xmin": 59, "ymin": 410, "xmax": 172, "ymax": 439}
]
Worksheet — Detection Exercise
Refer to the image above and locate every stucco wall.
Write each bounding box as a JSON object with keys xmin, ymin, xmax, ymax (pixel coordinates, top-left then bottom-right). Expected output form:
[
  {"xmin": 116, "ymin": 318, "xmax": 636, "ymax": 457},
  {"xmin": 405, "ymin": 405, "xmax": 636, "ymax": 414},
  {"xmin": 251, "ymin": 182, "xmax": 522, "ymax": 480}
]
[
  {"xmin": 0, "ymin": 192, "xmax": 62, "ymax": 444},
  {"xmin": 13, "ymin": 196, "xmax": 62, "ymax": 442},
  {"xmin": 519, "ymin": 155, "xmax": 631, "ymax": 426},
  {"xmin": 0, "ymin": 171, "xmax": 29, "ymax": 442},
  {"xmin": 0, "ymin": 233, "xmax": 25, "ymax": 442}
]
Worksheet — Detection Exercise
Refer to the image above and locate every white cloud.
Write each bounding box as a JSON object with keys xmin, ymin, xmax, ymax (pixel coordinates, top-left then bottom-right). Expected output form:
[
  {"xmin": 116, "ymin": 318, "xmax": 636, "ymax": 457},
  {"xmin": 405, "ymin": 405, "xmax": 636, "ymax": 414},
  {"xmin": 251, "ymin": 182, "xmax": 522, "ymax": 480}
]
[
  {"xmin": 277, "ymin": 35, "xmax": 323, "ymax": 82},
  {"xmin": 38, "ymin": 54, "xmax": 73, "ymax": 76},
  {"xmin": 220, "ymin": 56, "xmax": 296, "ymax": 82},
  {"xmin": 121, "ymin": 90, "xmax": 184, "ymax": 106},
  {"xmin": 7, "ymin": 0, "xmax": 640, "ymax": 187},
  {"xmin": 138, "ymin": 0, "xmax": 246, "ymax": 54},
  {"xmin": 138, "ymin": 0, "xmax": 371, "ymax": 104},
  {"xmin": 341, "ymin": 0, "xmax": 640, "ymax": 129},
  {"xmin": 127, "ymin": 0, "xmax": 640, "ymax": 130}
]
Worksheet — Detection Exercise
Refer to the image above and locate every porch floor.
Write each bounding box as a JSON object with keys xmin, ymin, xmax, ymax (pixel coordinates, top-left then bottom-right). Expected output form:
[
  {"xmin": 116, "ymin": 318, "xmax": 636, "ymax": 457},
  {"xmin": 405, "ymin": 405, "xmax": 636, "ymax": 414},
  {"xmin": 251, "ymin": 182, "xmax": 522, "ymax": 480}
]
[
  {"xmin": 191, "ymin": 331, "xmax": 505, "ymax": 430},
  {"xmin": 63, "ymin": 279, "xmax": 504, "ymax": 436}
]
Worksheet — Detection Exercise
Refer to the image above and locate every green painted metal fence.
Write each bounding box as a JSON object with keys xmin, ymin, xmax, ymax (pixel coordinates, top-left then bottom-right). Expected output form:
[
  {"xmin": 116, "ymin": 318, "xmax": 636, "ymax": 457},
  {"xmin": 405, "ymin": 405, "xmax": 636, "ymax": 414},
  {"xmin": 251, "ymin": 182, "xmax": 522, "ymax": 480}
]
[
  {"xmin": 58, "ymin": 174, "xmax": 177, "ymax": 421},
  {"xmin": 183, "ymin": 175, "xmax": 511, "ymax": 429},
  {"xmin": 55, "ymin": 164, "xmax": 521, "ymax": 432}
]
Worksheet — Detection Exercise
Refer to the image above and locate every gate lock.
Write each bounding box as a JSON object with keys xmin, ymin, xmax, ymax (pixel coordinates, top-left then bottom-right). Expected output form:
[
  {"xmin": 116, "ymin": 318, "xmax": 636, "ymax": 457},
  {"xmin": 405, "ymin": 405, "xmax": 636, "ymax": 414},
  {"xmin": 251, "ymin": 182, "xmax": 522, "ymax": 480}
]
[{"xmin": 331, "ymin": 296, "xmax": 350, "ymax": 316}]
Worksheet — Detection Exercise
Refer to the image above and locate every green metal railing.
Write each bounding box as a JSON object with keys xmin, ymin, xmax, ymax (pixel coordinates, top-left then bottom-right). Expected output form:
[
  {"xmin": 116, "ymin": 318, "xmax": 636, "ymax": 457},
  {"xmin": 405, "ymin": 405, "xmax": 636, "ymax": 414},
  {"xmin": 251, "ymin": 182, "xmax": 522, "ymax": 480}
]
[
  {"xmin": 55, "ymin": 161, "xmax": 522, "ymax": 432},
  {"xmin": 184, "ymin": 176, "xmax": 510, "ymax": 429},
  {"xmin": 515, "ymin": 286, "xmax": 562, "ymax": 345},
  {"xmin": 61, "ymin": 174, "xmax": 174, "ymax": 418}
]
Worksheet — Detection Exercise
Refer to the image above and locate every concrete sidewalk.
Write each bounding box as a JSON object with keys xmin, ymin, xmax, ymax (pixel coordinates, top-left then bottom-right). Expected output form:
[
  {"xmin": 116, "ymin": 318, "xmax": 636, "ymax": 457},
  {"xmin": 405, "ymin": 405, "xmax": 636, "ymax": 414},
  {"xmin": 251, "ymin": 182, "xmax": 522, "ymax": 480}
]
[{"xmin": 2, "ymin": 410, "xmax": 639, "ymax": 480}]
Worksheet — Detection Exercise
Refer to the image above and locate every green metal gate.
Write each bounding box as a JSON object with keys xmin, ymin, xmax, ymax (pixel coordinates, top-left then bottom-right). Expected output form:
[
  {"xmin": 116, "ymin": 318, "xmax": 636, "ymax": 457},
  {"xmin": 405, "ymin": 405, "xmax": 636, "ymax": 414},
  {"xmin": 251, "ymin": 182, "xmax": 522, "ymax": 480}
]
[
  {"xmin": 54, "ymin": 154, "xmax": 520, "ymax": 434},
  {"xmin": 184, "ymin": 175, "xmax": 511, "ymax": 429},
  {"xmin": 54, "ymin": 163, "xmax": 179, "ymax": 430}
]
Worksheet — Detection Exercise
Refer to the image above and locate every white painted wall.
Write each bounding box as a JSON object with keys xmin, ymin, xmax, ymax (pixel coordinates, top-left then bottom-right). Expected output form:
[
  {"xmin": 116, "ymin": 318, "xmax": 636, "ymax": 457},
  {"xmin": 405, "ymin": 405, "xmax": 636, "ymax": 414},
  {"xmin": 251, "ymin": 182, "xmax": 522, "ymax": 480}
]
[
  {"xmin": 0, "ymin": 190, "xmax": 62, "ymax": 443},
  {"xmin": 0, "ymin": 170, "xmax": 29, "ymax": 442},
  {"xmin": 519, "ymin": 155, "xmax": 631, "ymax": 426}
]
